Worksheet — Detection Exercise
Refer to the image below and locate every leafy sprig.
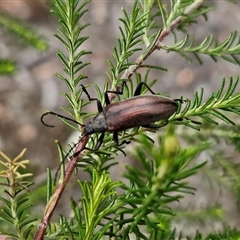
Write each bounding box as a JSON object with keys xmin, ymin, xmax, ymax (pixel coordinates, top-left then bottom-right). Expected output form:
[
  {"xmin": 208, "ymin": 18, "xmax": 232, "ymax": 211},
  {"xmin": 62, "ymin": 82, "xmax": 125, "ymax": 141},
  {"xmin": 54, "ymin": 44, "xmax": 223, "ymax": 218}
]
[
  {"xmin": 107, "ymin": 1, "xmax": 147, "ymax": 87},
  {"xmin": 115, "ymin": 132, "xmax": 209, "ymax": 238},
  {"xmin": 172, "ymin": 76, "xmax": 240, "ymax": 130},
  {"xmin": 158, "ymin": 1, "xmax": 214, "ymax": 31},
  {"xmin": 52, "ymin": 0, "xmax": 91, "ymax": 123},
  {"xmin": 0, "ymin": 10, "xmax": 48, "ymax": 76},
  {"xmin": 0, "ymin": 12, "xmax": 48, "ymax": 51},
  {"xmin": 75, "ymin": 170, "xmax": 123, "ymax": 239},
  {"xmin": 0, "ymin": 149, "xmax": 35, "ymax": 239},
  {"xmin": 162, "ymin": 31, "xmax": 240, "ymax": 64}
]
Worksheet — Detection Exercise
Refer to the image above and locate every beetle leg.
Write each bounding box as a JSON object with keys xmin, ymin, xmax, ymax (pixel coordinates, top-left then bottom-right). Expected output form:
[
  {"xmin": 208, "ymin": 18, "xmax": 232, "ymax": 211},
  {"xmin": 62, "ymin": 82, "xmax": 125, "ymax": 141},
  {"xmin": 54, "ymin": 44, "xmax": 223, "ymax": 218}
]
[
  {"xmin": 104, "ymin": 92, "xmax": 111, "ymax": 105},
  {"xmin": 94, "ymin": 132, "xmax": 105, "ymax": 150},
  {"xmin": 118, "ymin": 139, "xmax": 131, "ymax": 146},
  {"xmin": 106, "ymin": 81, "xmax": 127, "ymax": 96},
  {"xmin": 143, "ymin": 123, "xmax": 161, "ymax": 129},
  {"xmin": 105, "ymin": 81, "xmax": 128, "ymax": 105},
  {"xmin": 81, "ymin": 84, "xmax": 104, "ymax": 113},
  {"xmin": 103, "ymin": 81, "xmax": 127, "ymax": 105},
  {"xmin": 113, "ymin": 131, "xmax": 119, "ymax": 145},
  {"xmin": 134, "ymin": 82, "xmax": 156, "ymax": 96},
  {"xmin": 113, "ymin": 131, "xmax": 131, "ymax": 146},
  {"xmin": 143, "ymin": 122, "xmax": 168, "ymax": 129},
  {"xmin": 174, "ymin": 99, "xmax": 185, "ymax": 103},
  {"xmin": 76, "ymin": 132, "xmax": 105, "ymax": 151},
  {"xmin": 96, "ymin": 100, "xmax": 104, "ymax": 112},
  {"xmin": 82, "ymin": 82, "xmax": 127, "ymax": 108}
]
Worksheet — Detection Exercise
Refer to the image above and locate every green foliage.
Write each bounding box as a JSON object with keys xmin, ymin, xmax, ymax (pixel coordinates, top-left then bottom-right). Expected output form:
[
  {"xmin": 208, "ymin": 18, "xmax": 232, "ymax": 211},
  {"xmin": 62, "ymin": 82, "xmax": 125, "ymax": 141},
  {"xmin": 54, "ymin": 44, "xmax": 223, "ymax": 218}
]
[
  {"xmin": 173, "ymin": 76, "xmax": 240, "ymax": 130},
  {"xmin": 0, "ymin": 59, "xmax": 16, "ymax": 76},
  {"xmin": 0, "ymin": 12, "xmax": 48, "ymax": 51},
  {"xmin": 45, "ymin": 170, "xmax": 123, "ymax": 239},
  {"xmin": 107, "ymin": 1, "xmax": 147, "ymax": 86},
  {"xmin": 163, "ymin": 31, "xmax": 240, "ymax": 64},
  {"xmin": 39, "ymin": 0, "xmax": 240, "ymax": 239},
  {"xmin": 0, "ymin": 149, "xmax": 35, "ymax": 239},
  {"xmin": 116, "ymin": 131, "xmax": 209, "ymax": 238},
  {"xmin": 1, "ymin": 0, "xmax": 240, "ymax": 239},
  {"xmin": 159, "ymin": 227, "xmax": 240, "ymax": 239},
  {"xmin": 158, "ymin": 0, "xmax": 213, "ymax": 30},
  {"xmin": 75, "ymin": 170, "xmax": 123, "ymax": 239},
  {"xmin": 52, "ymin": 0, "xmax": 91, "ymax": 124},
  {"xmin": 0, "ymin": 10, "xmax": 48, "ymax": 76}
]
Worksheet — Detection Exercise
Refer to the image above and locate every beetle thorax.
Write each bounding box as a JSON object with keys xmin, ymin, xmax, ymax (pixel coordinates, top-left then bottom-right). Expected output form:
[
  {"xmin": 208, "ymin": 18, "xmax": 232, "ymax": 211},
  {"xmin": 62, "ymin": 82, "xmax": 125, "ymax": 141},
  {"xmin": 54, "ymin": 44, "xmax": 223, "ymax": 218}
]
[
  {"xmin": 91, "ymin": 112, "xmax": 108, "ymax": 133},
  {"xmin": 83, "ymin": 112, "xmax": 107, "ymax": 135}
]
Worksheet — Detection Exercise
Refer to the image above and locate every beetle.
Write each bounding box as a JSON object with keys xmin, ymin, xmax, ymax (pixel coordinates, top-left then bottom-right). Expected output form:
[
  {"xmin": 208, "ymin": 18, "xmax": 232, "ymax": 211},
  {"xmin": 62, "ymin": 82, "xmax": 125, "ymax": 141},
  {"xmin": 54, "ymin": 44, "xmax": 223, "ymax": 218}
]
[{"xmin": 41, "ymin": 81, "xmax": 180, "ymax": 150}]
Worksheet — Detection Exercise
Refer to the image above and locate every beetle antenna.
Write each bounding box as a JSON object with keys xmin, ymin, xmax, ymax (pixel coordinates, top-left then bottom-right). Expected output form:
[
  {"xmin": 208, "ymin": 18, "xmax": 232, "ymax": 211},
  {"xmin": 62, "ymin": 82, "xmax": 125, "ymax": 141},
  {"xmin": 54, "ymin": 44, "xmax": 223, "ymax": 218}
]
[
  {"xmin": 41, "ymin": 111, "xmax": 83, "ymax": 127},
  {"xmin": 81, "ymin": 84, "xmax": 92, "ymax": 100},
  {"xmin": 53, "ymin": 138, "xmax": 83, "ymax": 185}
]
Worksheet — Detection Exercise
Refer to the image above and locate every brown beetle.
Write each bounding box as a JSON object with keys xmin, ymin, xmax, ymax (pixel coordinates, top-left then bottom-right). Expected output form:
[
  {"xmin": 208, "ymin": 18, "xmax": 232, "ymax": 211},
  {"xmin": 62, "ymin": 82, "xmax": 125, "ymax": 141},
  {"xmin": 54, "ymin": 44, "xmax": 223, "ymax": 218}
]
[{"xmin": 41, "ymin": 82, "xmax": 179, "ymax": 150}]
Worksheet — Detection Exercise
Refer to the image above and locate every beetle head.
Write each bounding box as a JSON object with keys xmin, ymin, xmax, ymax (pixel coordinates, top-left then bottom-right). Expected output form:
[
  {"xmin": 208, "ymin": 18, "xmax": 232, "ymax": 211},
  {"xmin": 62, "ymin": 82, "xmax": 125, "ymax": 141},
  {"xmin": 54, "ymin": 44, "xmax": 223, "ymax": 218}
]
[{"xmin": 83, "ymin": 122, "xmax": 95, "ymax": 136}]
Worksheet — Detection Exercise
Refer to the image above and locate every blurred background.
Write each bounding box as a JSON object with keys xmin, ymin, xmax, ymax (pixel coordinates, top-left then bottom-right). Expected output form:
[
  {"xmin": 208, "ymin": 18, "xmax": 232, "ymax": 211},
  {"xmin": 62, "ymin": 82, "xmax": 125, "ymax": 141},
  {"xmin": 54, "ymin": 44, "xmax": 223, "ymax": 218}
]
[{"xmin": 0, "ymin": 0, "xmax": 240, "ymax": 236}]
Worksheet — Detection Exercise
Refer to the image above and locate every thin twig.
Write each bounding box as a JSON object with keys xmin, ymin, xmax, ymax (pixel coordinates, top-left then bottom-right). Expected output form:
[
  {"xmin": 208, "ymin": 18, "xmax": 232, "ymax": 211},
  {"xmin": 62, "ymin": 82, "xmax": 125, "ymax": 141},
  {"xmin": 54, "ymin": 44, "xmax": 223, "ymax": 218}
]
[
  {"xmin": 120, "ymin": 0, "xmax": 204, "ymax": 81},
  {"xmin": 34, "ymin": 136, "xmax": 89, "ymax": 240}
]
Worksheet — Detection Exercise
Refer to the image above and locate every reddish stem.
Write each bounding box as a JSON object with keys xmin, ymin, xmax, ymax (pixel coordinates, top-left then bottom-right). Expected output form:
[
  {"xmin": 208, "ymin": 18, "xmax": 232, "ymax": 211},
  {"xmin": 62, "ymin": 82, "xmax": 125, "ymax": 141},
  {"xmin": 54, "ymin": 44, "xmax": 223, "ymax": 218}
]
[{"xmin": 34, "ymin": 136, "xmax": 89, "ymax": 240}]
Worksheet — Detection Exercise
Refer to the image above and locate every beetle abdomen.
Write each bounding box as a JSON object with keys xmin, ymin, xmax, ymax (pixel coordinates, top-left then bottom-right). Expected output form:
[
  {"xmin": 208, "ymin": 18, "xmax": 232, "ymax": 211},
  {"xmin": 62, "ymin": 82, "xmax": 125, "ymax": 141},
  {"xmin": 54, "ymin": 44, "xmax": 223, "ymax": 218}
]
[{"xmin": 104, "ymin": 95, "xmax": 177, "ymax": 132}]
